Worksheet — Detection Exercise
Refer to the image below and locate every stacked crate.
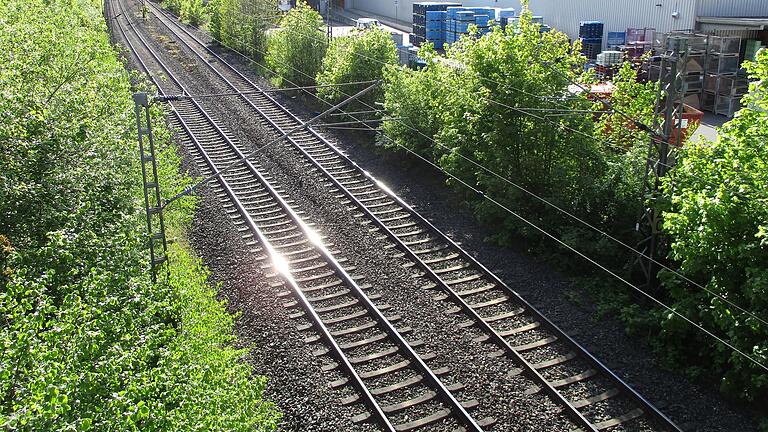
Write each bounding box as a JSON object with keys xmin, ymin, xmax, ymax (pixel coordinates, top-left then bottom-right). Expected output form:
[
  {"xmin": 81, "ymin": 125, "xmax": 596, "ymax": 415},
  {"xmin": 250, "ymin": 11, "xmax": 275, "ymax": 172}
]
[
  {"xmin": 703, "ymin": 35, "xmax": 744, "ymax": 117},
  {"xmin": 579, "ymin": 21, "xmax": 604, "ymax": 60},
  {"xmin": 498, "ymin": 8, "xmax": 515, "ymax": 29},
  {"xmin": 623, "ymin": 27, "xmax": 654, "ymax": 58},
  {"xmin": 412, "ymin": 2, "xmax": 461, "ymax": 47},
  {"xmin": 445, "ymin": 7, "xmax": 496, "ymax": 46},
  {"xmin": 607, "ymin": 31, "xmax": 625, "ymax": 49},
  {"xmin": 595, "ymin": 50, "xmax": 622, "ymax": 79},
  {"xmin": 646, "ymin": 33, "xmax": 708, "ymax": 108},
  {"xmin": 426, "ymin": 10, "xmax": 447, "ymax": 49},
  {"xmin": 474, "ymin": 13, "xmax": 491, "ymax": 35}
]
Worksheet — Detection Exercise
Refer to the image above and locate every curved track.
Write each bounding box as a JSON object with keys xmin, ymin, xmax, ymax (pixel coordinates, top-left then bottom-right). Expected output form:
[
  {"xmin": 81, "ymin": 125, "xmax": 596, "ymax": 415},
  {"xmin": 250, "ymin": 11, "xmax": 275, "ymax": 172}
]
[
  {"xmin": 108, "ymin": 1, "xmax": 492, "ymax": 431},
  {"xmin": 113, "ymin": 1, "xmax": 682, "ymax": 430}
]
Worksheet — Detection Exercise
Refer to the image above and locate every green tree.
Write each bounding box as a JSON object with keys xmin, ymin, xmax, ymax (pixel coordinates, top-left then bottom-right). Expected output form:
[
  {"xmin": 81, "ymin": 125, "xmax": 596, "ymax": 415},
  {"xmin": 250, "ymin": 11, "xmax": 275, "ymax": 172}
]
[
  {"xmin": 659, "ymin": 49, "xmax": 768, "ymax": 403},
  {"xmin": 0, "ymin": 0, "xmax": 281, "ymax": 429},
  {"xmin": 266, "ymin": 0, "xmax": 326, "ymax": 87},
  {"xmin": 180, "ymin": 0, "xmax": 207, "ymax": 26},
  {"xmin": 383, "ymin": 7, "xmax": 616, "ymax": 256},
  {"xmin": 209, "ymin": 0, "xmax": 276, "ymax": 60},
  {"xmin": 316, "ymin": 27, "xmax": 397, "ymax": 111}
]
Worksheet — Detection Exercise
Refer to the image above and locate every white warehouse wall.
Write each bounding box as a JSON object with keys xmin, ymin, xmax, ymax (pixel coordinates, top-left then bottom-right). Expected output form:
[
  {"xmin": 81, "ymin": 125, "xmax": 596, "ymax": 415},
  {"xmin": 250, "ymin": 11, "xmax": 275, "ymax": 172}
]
[
  {"xmin": 524, "ymin": 0, "xmax": 698, "ymax": 47},
  {"xmin": 347, "ymin": 0, "xmax": 768, "ymax": 45}
]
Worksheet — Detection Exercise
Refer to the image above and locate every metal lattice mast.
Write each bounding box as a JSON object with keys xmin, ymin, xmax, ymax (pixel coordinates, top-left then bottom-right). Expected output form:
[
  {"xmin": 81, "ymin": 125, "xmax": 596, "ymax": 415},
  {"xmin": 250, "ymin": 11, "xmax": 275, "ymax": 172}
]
[
  {"xmin": 635, "ymin": 35, "xmax": 689, "ymax": 293},
  {"xmin": 133, "ymin": 92, "xmax": 169, "ymax": 283}
]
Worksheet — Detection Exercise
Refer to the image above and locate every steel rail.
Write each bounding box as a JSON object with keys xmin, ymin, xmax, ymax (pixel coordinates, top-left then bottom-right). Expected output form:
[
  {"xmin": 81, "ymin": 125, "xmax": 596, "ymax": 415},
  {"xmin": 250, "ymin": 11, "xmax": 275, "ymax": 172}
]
[
  {"xmin": 110, "ymin": 4, "xmax": 485, "ymax": 431},
  {"xmin": 145, "ymin": 5, "xmax": 683, "ymax": 431},
  {"xmin": 109, "ymin": 4, "xmax": 396, "ymax": 430}
]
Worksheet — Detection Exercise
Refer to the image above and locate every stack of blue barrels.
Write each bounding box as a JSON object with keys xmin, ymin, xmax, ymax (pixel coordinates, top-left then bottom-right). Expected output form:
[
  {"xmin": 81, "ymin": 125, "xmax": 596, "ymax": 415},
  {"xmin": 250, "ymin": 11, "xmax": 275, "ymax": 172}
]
[
  {"xmin": 579, "ymin": 21, "xmax": 604, "ymax": 60},
  {"xmin": 426, "ymin": 11, "xmax": 447, "ymax": 49},
  {"xmin": 498, "ymin": 8, "xmax": 515, "ymax": 29},
  {"xmin": 412, "ymin": 2, "xmax": 461, "ymax": 47},
  {"xmin": 444, "ymin": 6, "xmax": 498, "ymax": 46}
]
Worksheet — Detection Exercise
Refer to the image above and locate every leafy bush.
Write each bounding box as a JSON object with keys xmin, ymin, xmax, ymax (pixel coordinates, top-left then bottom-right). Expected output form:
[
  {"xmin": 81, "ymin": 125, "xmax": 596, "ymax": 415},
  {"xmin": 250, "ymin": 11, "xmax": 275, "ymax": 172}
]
[
  {"xmin": 180, "ymin": 0, "xmax": 207, "ymax": 26},
  {"xmin": 659, "ymin": 49, "xmax": 768, "ymax": 402},
  {"xmin": 209, "ymin": 0, "xmax": 276, "ymax": 60},
  {"xmin": 0, "ymin": 0, "xmax": 280, "ymax": 429},
  {"xmin": 266, "ymin": 0, "xmax": 326, "ymax": 87},
  {"xmin": 382, "ymin": 8, "xmax": 637, "ymax": 264},
  {"xmin": 316, "ymin": 27, "xmax": 397, "ymax": 111},
  {"xmin": 165, "ymin": 0, "xmax": 183, "ymax": 15}
]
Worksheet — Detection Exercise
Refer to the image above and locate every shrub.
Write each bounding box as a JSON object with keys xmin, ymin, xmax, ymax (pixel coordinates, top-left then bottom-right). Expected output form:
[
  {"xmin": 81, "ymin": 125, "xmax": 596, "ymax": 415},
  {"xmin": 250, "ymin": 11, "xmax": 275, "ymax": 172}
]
[
  {"xmin": 209, "ymin": 0, "xmax": 276, "ymax": 60},
  {"xmin": 382, "ymin": 8, "xmax": 618, "ymax": 256},
  {"xmin": 0, "ymin": 0, "xmax": 281, "ymax": 429},
  {"xmin": 659, "ymin": 49, "xmax": 768, "ymax": 403},
  {"xmin": 316, "ymin": 27, "xmax": 397, "ymax": 111},
  {"xmin": 266, "ymin": 0, "xmax": 326, "ymax": 87},
  {"xmin": 180, "ymin": 0, "xmax": 207, "ymax": 26}
]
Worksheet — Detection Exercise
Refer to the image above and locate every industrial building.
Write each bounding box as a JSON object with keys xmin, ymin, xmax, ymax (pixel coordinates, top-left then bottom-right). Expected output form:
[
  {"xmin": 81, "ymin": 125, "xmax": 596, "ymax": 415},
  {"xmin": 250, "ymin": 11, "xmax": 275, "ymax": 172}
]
[
  {"xmin": 341, "ymin": 0, "xmax": 767, "ymax": 116},
  {"xmin": 345, "ymin": 0, "xmax": 768, "ymax": 48}
]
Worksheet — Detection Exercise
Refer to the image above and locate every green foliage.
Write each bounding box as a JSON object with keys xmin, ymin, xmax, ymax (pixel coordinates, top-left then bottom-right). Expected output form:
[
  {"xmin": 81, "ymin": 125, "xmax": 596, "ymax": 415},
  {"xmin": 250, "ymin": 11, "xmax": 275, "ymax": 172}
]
[
  {"xmin": 266, "ymin": 1, "xmax": 326, "ymax": 87},
  {"xmin": 165, "ymin": 0, "xmax": 183, "ymax": 15},
  {"xmin": 660, "ymin": 49, "xmax": 768, "ymax": 402},
  {"xmin": 181, "ymin": 0, "xmax": 207, "ymax": 26},
  {"xmin": 382, "ymin": 8, "xmax": 644, "ymax": 268},
  {"xmin": 164, "ymin": 0, "xmax": 207, "ymax": 26},
  {"xmin": 0, "ymin": 0, "xmax": 280, "ymax": 429},
  {"xmin": 209, "ymin": 0, "xmax": 276, "ymax": 60},
  {"xmin": 316, "ymin": 28, "xmax": 397, "ymax": 110}
]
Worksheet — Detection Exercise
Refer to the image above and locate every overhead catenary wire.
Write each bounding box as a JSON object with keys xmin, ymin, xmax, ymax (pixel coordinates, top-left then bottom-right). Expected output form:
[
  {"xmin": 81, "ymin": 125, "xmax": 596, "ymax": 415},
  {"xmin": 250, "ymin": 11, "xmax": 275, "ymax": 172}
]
[
  {"xmin": 153, "ymin": 5, "xmax": 768, "ymax": 336},
  {"xmin": 155, "ymin": 79, "xmax": 380, "ymax": 101},
  {"xmin": 210, "ymin": 9, "xmax": 768, "ymax": 328},
  {"xmin": 268, "ymin": 15, "xmax": 768, "ymax": 325},
  {"xmin": 161, "ymin": 80, "xmax": 382, "ymax": 208},
  {"xmin": 387, "ymin": 139, "xmax": 768, "ymax": 373}
]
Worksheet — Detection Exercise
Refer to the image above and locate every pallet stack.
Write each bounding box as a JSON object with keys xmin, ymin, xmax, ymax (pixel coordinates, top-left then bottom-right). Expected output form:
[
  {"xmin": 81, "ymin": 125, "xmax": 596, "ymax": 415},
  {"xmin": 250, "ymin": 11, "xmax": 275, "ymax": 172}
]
[
  {"xmin": 412, "ymin": 2, "xmax": 461, "ymax": 47},
  {"xmin": 498, "ymin": 8, "xmax": 515, "ymax": 29},
  {"xmin": 595, "ymin": 50, "xmax": 622, "ymax": 79},
  {"xmin": 646, "ymin": 33, "xmax": 708, "ymax": 108},
  {"xmin": 607, "ymin": 31, "xmax": 625, "ymax": 49},
  {"xmin": 622, "ymin": 27, "xmax": 654, "ymax": 58},
  {"xmin": 703, "ymin": 35, "xmax": 745, "ymax": 117},
  {"xmin": 426, "ymin": 10, "xmax": 447, "ymax": 49},
  {"xmin": 444, "ymin": 6, "xmax": 496, "ymax": 46},
  {"xmin": 579, "ymin": 21, "xmax": 604, "ymax": 60}
]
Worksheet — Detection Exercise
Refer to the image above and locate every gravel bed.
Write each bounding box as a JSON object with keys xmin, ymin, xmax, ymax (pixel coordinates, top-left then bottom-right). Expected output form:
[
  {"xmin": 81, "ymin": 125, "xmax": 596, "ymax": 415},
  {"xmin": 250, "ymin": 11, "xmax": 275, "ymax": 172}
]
[
  {"xmin": 117, "ymin": 4, "xmax": 761, "ymax": 432},
  {"xmin": 177, "ymin": 143, "xmax": 378, "ymax": 431}
]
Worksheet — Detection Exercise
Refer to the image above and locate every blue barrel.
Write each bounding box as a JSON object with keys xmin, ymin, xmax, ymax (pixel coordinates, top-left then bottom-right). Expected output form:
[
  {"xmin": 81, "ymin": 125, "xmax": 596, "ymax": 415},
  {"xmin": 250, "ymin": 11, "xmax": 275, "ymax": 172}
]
[
  {"xmin": 498, "ymin": 8, "xmax": 515, "ymax": 19},
  {"xmin": 607, "ymin": 31, "xmax": 625, "ymax": 46},
  {"xmin": 456, "ymin": 11, "xmax": 475, "ymax": 21},
  {"xmin": 426, "ymin": 10, "xmax": 446, "ymax": 21}
]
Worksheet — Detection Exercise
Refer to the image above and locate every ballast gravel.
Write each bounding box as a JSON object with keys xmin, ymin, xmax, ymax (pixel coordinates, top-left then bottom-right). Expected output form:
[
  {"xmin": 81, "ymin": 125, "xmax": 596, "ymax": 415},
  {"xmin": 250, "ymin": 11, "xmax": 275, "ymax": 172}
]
[{"xmin": 113, "ymin": 3, "xmax": 761, "ymax": 432}]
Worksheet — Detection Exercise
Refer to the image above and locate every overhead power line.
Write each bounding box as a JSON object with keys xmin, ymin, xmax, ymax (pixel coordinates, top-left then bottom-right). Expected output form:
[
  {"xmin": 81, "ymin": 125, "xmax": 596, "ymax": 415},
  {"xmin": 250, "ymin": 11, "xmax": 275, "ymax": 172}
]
[
  {"xmin": 210, "ymin": 9, "xmax": 768, "ymax": 328},
  {"xmin": 146, "ymin": 6, "xmax": 768, "ymax": 360}
]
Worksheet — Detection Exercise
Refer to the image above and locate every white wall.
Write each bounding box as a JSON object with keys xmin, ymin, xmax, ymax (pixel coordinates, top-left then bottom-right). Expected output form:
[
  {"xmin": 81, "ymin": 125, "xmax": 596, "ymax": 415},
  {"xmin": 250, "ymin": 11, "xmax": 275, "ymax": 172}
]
[
  {"xmin": 348, "ymin": 0, "xmax": 768, "ymax": 43},
  {"xmin": 525, "ymin": 0, "xmax": 698, "ymax": 47}
]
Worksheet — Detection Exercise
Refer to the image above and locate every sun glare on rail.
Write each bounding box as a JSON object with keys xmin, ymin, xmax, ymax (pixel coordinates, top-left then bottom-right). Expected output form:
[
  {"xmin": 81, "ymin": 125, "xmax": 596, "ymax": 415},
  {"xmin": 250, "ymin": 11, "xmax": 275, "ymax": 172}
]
[
  {"xmin": 272, "ymin": 253, "xmax": 290, "ymax": 276},
  {"xmin": 375, "ymin": 179, "xmax": 394, "ymax": 196},
  {"xmin": 305, "ymin": 226, "xmax": 324, "ymax": 248}
]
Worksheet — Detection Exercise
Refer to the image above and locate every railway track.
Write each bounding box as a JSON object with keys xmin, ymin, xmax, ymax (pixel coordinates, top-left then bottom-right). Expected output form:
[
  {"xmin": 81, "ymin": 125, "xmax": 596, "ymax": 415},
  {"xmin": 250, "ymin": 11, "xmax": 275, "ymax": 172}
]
[
  {"xmin": 114, "ymin": 1, "xmax": 682, "ymax": 430},
  {"xmin": 108, "ymin": 1, "xmax": 493, "ymax": 431}
]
